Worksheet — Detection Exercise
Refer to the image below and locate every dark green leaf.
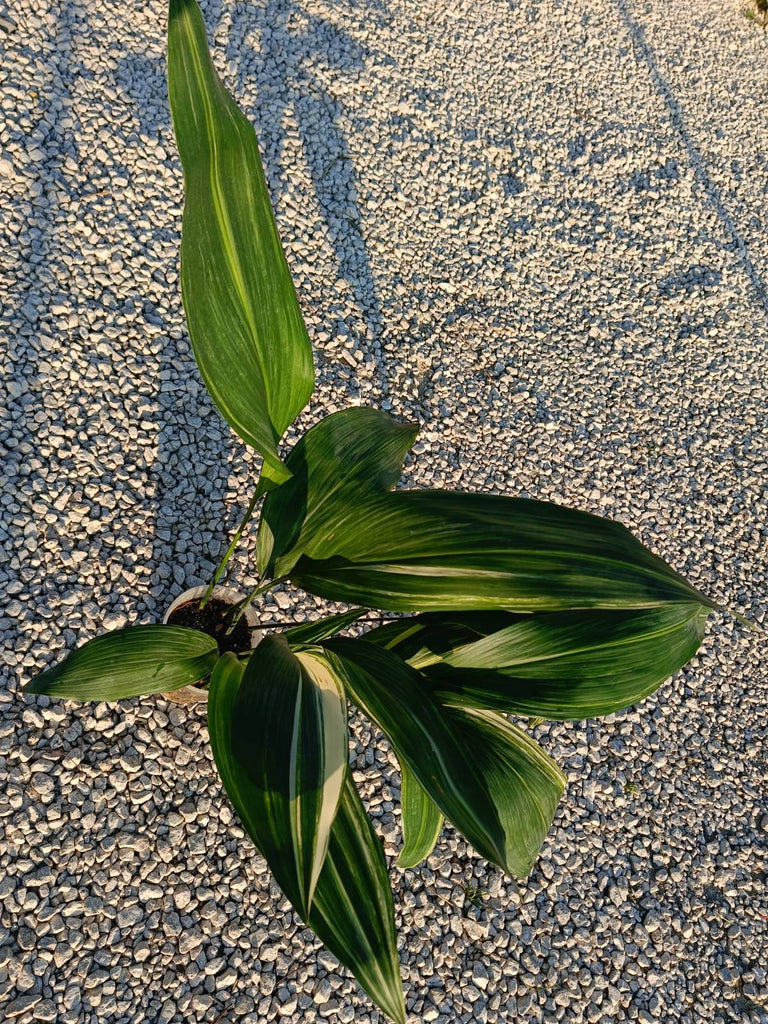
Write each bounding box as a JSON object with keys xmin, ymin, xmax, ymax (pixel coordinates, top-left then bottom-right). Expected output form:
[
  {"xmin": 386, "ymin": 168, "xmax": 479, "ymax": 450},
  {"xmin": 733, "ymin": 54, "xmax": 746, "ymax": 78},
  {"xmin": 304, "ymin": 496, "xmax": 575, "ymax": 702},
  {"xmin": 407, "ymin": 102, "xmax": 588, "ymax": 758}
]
[
  {"xmin": 258, "ymin": 407, "xmax": 417, "ymax": 574},
  {"xmin": 211, "ymin": 638, "xmax": 346, "ymax": 917},
  {"xmin": 397, "ymin": 758, "xmax": 443, "ymax": 869},
  {"xmin": 292, "ymin": 489, "xmax": 714, "ymax": 612},
  {"xmin": 23, "ymin": 626, "xmax": 219, "ymax": 700},
  {"xmin": 309, "ymin": 773, "xmax": 405, "ymax": 1024},
  {"xmin": 364, "ymin": 611, "xmax": 516, "ymax": 666},
  {"xmin": 168, "ymin": 0, "xmax": 314, "ymax": 485},
  {"xmin": 387, "ymin": 606, "xmax": 710, "ymax": 719},
  {"xmin": 444, "ymin": 705, "xmax": 567, "ymax": 875},
  {"xmin": 208, "ymin": 653, "xmax": 403, "ymax": 1022},
  {"xmin": 323, "ymin": 639, "xmax": 565, "ymax": 877},
  {"xmin": 283, "ymin": 608, "xmax": 367, "ymax": 648},
  {"xmin": 257, "ymin": 408, "xmax": 714, "ymax": 612}
]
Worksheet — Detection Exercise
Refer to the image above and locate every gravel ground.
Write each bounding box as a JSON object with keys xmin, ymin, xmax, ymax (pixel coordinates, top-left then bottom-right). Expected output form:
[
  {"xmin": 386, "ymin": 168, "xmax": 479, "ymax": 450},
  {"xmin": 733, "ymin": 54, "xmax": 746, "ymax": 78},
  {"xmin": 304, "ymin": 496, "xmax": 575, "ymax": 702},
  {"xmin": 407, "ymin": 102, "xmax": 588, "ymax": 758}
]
[{"xmin": 2, "ymin": 0, "xmax": 767, "ymax": 1021}]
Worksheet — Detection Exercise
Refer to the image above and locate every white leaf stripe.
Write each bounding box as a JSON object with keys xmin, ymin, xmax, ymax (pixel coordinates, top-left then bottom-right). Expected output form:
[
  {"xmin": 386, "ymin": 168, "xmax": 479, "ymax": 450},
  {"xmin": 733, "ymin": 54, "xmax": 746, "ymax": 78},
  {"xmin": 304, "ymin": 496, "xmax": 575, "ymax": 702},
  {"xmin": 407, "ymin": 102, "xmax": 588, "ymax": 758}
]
[
  {"xmin": 295, "ymin": 652, "xmax": 347, "ymax": 908},
  {"xmin": 288, "ymin": 678, "xmax": 305, "ymax": 906},
  {"xmin": 294, "ymin": 555, "xmax": 709, "ymax": 612}
]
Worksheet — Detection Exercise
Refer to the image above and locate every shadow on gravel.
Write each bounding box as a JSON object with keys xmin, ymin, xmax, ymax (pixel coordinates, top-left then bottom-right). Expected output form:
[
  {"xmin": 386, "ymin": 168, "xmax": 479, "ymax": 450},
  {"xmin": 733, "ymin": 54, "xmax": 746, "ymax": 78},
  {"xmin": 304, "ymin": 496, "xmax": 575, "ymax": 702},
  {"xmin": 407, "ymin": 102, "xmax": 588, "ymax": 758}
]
[
  {"xmin": 3, "ymin": 0, "xmax": 237, "ymax": 629},
  {"xmin": 225, "ymin": 0, "xmax": 391, "ymax": 398},
  {"xmin": 0, "ymin": 2, "xmax": 127, "ymax": 633},
  {"xmin": 614, "ymin": 0, "xmax": 768, "ymax": 320}
]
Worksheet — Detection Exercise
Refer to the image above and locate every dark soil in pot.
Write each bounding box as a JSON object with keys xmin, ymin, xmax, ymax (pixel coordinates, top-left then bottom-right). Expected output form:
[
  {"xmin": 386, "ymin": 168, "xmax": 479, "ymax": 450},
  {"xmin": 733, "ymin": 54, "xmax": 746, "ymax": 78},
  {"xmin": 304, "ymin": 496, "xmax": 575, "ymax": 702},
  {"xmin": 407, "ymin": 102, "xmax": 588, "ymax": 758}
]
[{"xmin": 166, "ymin": 597, "xmax": 252, "ymax": 657}]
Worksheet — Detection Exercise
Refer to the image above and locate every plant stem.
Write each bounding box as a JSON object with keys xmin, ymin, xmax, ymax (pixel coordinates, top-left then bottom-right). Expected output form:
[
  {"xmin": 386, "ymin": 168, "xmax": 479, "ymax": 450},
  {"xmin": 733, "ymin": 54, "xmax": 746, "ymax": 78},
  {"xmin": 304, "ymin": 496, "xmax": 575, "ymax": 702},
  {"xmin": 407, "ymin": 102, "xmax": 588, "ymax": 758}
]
[
  {"xmin": 223, "ymin": 576, "xmax": 287, "ymax": 634},
  {"xmin": 200, "ymin": 483, "xmax": 263, "ymax": 609},
  {"xmin": 244, "ymin": 613, "xmax": 403, "ymax": 631}
]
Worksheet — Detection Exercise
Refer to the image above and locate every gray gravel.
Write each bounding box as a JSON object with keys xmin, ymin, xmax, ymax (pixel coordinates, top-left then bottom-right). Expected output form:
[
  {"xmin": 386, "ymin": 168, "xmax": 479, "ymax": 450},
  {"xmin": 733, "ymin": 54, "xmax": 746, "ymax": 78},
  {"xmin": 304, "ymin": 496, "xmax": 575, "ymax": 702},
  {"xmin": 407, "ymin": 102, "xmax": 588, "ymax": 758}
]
[{"xmin": 2, "ymin": 0, "xmax": 767, "ymax": 1022}]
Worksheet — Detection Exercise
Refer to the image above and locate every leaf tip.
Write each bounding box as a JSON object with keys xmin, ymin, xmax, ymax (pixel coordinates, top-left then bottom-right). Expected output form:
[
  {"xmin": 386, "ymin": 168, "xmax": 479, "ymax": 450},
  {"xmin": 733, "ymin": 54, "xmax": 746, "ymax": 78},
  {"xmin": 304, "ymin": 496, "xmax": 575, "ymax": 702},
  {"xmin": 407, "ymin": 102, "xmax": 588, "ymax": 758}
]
[
  {"xmin": 729, "ymin": 608, "xmax": 762, "ymax": 634},
  {"xmin": 20, "ymin": 671, "xmax": 52, "ymax": 697},
  {"xmin": 373, "ymin": 977, "xmax": 407, "ymax": 1024}
]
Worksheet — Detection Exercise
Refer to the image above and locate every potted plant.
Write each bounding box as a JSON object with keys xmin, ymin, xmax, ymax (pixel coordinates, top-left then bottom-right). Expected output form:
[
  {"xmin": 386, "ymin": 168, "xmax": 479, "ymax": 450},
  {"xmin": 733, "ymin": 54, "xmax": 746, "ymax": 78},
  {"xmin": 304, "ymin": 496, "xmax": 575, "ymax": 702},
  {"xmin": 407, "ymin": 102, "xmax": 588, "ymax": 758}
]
[
  {"xmin": 22, "ymin": 1, "xmax": 751, "ymax": 1020},
  {"xmin": 161, "ymin": 585, "xmax": 263, "ymax": 704}
]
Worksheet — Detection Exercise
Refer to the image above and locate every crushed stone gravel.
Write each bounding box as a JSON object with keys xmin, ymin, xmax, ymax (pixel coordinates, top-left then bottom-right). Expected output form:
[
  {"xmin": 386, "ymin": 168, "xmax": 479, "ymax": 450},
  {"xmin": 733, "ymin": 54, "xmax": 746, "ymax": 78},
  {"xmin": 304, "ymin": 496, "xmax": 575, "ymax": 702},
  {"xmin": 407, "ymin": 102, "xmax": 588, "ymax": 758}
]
[{"xmin": 2, "ymin": 0, "xmax": 767, "ymax": 1022}]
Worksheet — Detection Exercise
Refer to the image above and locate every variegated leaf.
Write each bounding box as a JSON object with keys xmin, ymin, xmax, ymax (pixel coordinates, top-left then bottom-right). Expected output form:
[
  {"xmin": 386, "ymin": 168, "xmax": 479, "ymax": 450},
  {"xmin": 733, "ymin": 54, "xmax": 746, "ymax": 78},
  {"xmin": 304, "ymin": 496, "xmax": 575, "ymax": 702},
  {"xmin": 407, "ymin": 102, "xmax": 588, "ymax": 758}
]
[
  {"xmin": 323, "ymin": 638, "xmax": 565, "ymax": 878},
  {"xmin": 365, "ymin": 605, "xmax": 710, "ymax": 719},
  {"xmin": 397, "ymin": 758, "xmax": 443, "ymax": 870},
  {"xmin": 168, "ymin": 0, "xmax": 314, "ymax": 485},
  {"xmin": 221, "ymin": 637, "xmax": 347, "ymax": 917},
  {"xmin": 208, "ymin": 652, "xmax": 404, "ymax": 1021},
  {"xmin": 259, "ymin": 408, "xmax": 715, "ymax": 613},
  {"xmin": 23, "ymin": 626, "xmax": 219, "ymax": 701}
]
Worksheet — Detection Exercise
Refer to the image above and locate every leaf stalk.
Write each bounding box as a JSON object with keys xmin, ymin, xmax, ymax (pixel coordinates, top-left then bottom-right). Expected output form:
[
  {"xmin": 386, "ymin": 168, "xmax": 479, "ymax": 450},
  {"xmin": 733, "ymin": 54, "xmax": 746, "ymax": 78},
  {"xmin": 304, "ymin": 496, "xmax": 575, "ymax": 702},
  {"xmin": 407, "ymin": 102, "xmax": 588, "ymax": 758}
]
[{"xmin": 200, "ymin": 477, "xmax": 267, "ymax": 609}]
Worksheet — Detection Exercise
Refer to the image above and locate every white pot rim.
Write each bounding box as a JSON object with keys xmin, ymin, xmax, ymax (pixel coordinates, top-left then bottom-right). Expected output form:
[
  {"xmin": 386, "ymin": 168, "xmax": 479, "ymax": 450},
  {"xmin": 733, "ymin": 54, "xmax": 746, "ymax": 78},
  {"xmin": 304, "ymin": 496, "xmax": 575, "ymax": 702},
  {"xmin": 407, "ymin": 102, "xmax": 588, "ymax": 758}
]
[{"xmin": 161, "ymin": 584, "xmax": 263, "ymax": 702}]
